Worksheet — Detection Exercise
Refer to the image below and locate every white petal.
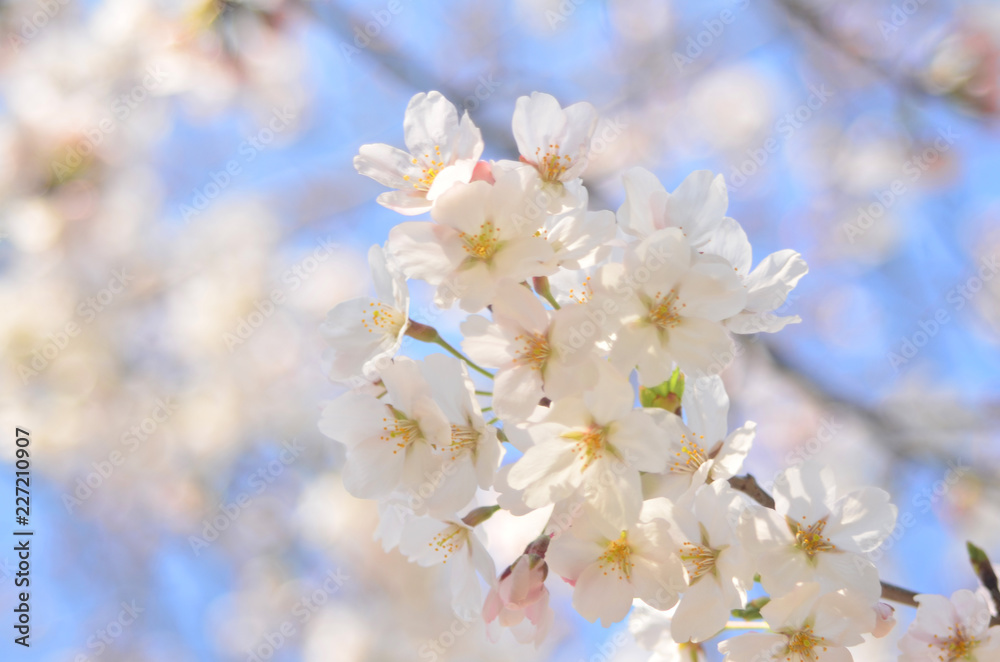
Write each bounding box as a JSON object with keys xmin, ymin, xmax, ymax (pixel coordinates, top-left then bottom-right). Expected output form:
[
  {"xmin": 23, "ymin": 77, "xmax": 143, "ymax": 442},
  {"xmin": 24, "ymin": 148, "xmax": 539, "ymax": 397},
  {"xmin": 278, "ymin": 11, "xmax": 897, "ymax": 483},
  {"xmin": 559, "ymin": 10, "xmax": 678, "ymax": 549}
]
[
  {"xmin": 354, "ymin": 142, "xmax": 416, "ymax": 189},
  {"xmin": 387, "ymin": 221, "xmax": 458, "ymax": 284},
  {"xmin": 572, "ymin": 563, "xmax": 635, "ymax": 625},
  {"xmin": 671, "ymin": 578, "xmax": 729, "ymax": 643},
  {"xmin": 403, "ymin": 91, "xmax": 461, "ymax": 158}
]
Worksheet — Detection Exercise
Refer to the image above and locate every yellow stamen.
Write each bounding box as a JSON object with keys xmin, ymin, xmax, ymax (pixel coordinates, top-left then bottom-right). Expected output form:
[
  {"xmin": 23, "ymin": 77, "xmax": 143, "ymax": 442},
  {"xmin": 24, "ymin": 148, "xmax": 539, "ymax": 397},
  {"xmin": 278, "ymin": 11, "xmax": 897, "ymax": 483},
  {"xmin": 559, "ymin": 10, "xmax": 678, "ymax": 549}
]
[
  {"xmin": 783, "ymin": 627, "xmax": 827, "ymax": 661},
  {"xmin": 361, "ymin": 302, "xmax": 404, "ymax": 335},
  {"xmin": 668, "ymin": 433, "xmax": 708, "ymax": 474},
  {"xmin": 459, "ymin": 220, "xmax": 501, "ymax": 261},
  {"xmin": 598, "ymin": 531, "xmax": 633, "ymax": 581},
  {"xmin": 514, "ymin": 332, "xmax": 550, "ymax": 369},
  {"xmin": 534, "ymin": 144, "xmax": 571, "ymax": 182},
  {"xmin": 679, "ymin": 541, "xmax": 719, "ymax": 582},
  {"xmin": 790, "ymin": 517, "xmax": 837, "ymax": 558},
  {"xmin": 427, "ymin": 524, "xmax": 467, "ymax": 564},
  {"xmin": 564, "ymin": 424, "xmax": 609, "ymax": 472},
  {"xmin": 931, "ymin": 624, "xmax": 982, "ymax": 660},
  {"xmin": 647, "ymin": 289, "xmax": 686, "ymax": 330}
]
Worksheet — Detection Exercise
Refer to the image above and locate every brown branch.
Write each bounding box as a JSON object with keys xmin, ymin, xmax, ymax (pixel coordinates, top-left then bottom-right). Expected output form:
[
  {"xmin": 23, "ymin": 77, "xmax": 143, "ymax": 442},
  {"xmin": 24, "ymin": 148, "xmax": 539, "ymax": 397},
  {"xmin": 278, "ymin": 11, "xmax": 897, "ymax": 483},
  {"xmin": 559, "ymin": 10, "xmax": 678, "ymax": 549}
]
[
  {"xmin": 968, "ymin": 542, "xmax": 1000, "ymax": 626},
  {"xmin": 728, "ymin": 473, "xmax": 922, "ymax": 608}
]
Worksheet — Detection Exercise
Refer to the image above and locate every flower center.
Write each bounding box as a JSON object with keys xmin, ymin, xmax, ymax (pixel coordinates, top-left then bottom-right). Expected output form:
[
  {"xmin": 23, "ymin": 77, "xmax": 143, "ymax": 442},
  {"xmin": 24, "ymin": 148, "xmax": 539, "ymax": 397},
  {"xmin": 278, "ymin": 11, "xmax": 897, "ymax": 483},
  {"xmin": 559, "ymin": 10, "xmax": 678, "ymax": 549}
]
[
  {"xmin": 429, "ymin": 524, "xmax": 468, "ymax": 564},
  {"xmin": 647, "ymin": 290, "xmax": 686, "ymax": 331},
  {"xmin": 598, "ymin": 531, "xmax": 633, "ymax": 581},
  {"xmin": 405, "ymin": 145, "xmax": 444, "ymax": 190},
  {"xmin": 564, "ymin": 425, "xmax": 609, "ymax": 472},
  {"xmin": 362, "ymin": 302, "xmax": 405, "ymax": 336},
  {"xmin": 514, "ymin": 331, "xmax": 551, "ymax": 369},
  {"xmin": 565, "ymin": 275, "xmax": 593, "ymax": 304},
  {"xmin": 790, "ymin": 517, "xmax": 837, "ymax": 558},
  {"xmin": 668, "ymin": 434, "xmax": 708, "ymax": 474},
  {"xmin": 459, "ymin": 220, "xmax": 501, "ymax": 261},
  {"xmin": 679, "ymin": 541, "xmax": 719, "ymax": 582},
  {"xmin": 932, "ymin": 624, "xmax": 981, "ymax": 661},
  {"xmin": 783, "ymin": 627, "xmax": 825, "ymax": 661},
  {"xmin": 534, "ymin": 145, "xmax": 571, "ymax": 182},
  {"xmin": 444, "ymin": 424, "xmax": 480, "ymax": 460},
  {"xmin": 381, "ymin": 410, "xmax": 423, "ymax": 455}
]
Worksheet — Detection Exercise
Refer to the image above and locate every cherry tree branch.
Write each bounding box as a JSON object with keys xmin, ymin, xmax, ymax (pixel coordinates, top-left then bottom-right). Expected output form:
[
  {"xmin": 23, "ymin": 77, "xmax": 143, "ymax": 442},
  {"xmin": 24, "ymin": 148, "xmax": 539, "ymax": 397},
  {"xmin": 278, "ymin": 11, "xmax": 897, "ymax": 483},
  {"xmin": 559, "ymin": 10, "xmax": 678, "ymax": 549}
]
[
  {"xmin": 728, "ymin": 473, "xmax": 921, "ymax": 608},
  {"xmin": 968, "ymin": 542, "xmax": 1000, "ymax": 626}
]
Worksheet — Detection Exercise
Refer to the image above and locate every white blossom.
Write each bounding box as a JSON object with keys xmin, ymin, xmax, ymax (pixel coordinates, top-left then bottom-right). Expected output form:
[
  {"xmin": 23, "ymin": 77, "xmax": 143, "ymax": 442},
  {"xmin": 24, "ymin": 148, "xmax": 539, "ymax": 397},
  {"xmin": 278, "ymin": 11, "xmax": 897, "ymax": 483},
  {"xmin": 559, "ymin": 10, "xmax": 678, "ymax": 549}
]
[{"xmin": 354, "ymin": 91, "xmax": 484, "ymax": 215}]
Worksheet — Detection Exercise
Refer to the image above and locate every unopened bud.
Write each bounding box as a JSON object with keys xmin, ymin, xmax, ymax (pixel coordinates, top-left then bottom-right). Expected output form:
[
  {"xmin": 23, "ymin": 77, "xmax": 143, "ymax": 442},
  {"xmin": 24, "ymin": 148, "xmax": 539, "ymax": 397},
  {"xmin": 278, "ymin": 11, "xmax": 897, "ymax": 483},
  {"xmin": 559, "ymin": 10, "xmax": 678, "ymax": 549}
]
[
  {"xmin": 461, "ymin": 504, "xmax": 501, "ymax": 527},
  {"xmin": 404, "ymin": 319, "xmax": 440, "ymax": 343}
]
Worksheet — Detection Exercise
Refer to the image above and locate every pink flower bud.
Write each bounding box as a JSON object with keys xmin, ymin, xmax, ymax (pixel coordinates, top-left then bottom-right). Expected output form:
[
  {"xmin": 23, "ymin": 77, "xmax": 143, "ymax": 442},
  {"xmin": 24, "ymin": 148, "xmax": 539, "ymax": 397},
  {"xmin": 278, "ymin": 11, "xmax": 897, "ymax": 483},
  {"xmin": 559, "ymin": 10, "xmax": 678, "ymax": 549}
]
[{"xmin": 872, "ymin": 602, "xmax": 896, "ymax": 638}]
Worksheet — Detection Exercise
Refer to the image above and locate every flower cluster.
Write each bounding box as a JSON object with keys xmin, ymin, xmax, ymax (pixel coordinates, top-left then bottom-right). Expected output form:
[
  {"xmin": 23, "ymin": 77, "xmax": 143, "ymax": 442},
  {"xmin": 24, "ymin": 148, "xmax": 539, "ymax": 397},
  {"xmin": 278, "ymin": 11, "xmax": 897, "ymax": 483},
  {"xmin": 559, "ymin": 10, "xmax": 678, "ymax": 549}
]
[{"xmin": 319, "ymin": 91, "xmax": 999, "ymax": 661}]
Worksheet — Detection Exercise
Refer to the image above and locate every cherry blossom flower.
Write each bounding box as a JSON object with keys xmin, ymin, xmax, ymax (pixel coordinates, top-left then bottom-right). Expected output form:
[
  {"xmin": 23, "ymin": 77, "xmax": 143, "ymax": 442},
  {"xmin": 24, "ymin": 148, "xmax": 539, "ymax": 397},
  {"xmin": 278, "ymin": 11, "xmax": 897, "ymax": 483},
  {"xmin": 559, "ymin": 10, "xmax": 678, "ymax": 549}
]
[
  {"xmin": 721, "ymin": 249, "xmax": 809, "ymax": 335},
  {"xmin": 461, "ymin": 281, "xmax": 601, "ymax": 420},
  {"xmin": 321, "ymin": 244, "xmax": 409, "ymax": 382},
  {"xmin": 629, "ymin": 602, "xmax": 708, "ymax": 662},
  {"xmin": 387, "ymin": 166, "xmax": 556, "ymax": 312},
  {"xmin": 483, "ymin": 535, "xmax": 555, "ymax": 647},
  {"xmin": 899, "ymin": 589, "xmax": 1000, "ymax": 662},
  {"xmin": 505, "ymin": 365, "xmax": 671, "ymax": 528},
  {"xmin": 417, "ymin": 353, "xmax": 502, "ymax": 509},
  {"xmin": 616, "ymin": 168, "xmax": 808, "ymax": 335},
  {"xmin": 598, "ymin": 228, "xmax": 746, "ymax": 383},
  {"xmin": 660, "ymin": 482, "xmax": 755, "ymax": 644},
  {"xmin": 617, "ymin": 168, "xmax": 732, "ymax": 249},
  {"xmin": 642, "ymin": 375, "xmax": 755, "ymax": 501},
  {"xmin": 718, "ymin": 582, "xmax": 874, "ymax": 662},
  {"xmin": 398, "ymin": 514, "xmax": 497, "ymax": 619},
  {"xmin": 743, "ymin": 461, "xmax": 898, "ymax": 602},
  {"xmin": 511, "ymin": 92, "xmax": 598, "ymax": 210},
  {"xmin": 318, "ymin": 357, "xmax": 455, "ymax": 508},
  {"xmin": 354, "ymin": 91, "xmax": 484, "ymax": 215},
  {"xmin": 546, "ymin": 498, "xmax": 684, "ymax": 626},
  {"xmin": 540, "ymin": 206, "xmax": 617, "ymax": 270}
]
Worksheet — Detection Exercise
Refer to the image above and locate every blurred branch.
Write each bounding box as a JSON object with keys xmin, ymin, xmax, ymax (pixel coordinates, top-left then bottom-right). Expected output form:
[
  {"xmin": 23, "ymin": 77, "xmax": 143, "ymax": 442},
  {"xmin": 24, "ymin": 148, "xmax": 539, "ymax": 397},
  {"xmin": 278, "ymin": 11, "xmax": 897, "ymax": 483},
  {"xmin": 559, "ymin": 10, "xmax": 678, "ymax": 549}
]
[
  {"xmin": 968, "ymin": 541, "xmax": 1000, "ymax": 626},
  {"xmin": 774, "ymin": 0, "xmax": 932, "ymax": 100},
  {"xmin": 756, "ymin": 339, "xmax": 1000, "ymax": 494}
]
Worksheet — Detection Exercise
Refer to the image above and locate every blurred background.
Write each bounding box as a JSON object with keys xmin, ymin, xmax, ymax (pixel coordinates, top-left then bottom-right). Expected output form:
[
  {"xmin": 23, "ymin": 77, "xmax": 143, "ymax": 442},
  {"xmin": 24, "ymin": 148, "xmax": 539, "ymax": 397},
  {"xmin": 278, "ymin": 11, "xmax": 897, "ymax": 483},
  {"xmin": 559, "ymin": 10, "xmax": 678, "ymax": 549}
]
[{"xmin": 1, "ymin": 0, "xmax": 999, "ymax": 660}]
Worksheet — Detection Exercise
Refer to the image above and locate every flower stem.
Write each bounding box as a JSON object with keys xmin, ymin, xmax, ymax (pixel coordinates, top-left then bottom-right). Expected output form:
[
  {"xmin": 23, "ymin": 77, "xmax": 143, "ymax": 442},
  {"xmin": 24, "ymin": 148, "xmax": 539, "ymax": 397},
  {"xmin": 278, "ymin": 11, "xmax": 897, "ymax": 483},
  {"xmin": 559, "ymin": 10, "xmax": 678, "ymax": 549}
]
[
  {"xmin": 407, "ymin": 319, "xmax": 494, "ymax": 379},
  {"xmin": 434, "ymin": 335, "xmax": 495, "ymax": 379},
  {"xmin": 475, "ymin": 390, "xmax": 493, "ymax": 396},
  {"xmin": 533, "ymin": 276, "xmax": 561, "ymax": 309}
]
